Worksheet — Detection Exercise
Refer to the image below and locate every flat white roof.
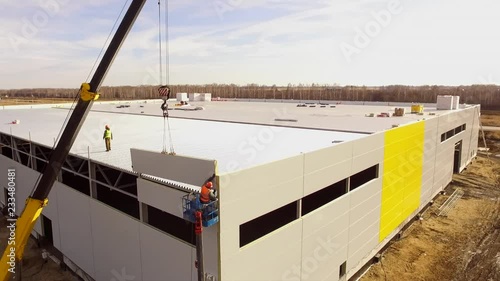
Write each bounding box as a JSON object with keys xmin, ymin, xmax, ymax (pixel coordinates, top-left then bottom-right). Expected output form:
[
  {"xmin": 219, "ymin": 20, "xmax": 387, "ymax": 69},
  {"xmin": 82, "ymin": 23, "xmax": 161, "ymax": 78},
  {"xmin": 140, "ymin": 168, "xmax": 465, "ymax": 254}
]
[
  {"xmin": 76, "ymin": 99, "xmax": 457, "ymax": 133},
  {"xmin": 1, "ymin": 100, "xmax": 474, "ymax": 173},
  {"xmin": 0, "ymin": 106, "xmax": 366, "ymax": 173}
]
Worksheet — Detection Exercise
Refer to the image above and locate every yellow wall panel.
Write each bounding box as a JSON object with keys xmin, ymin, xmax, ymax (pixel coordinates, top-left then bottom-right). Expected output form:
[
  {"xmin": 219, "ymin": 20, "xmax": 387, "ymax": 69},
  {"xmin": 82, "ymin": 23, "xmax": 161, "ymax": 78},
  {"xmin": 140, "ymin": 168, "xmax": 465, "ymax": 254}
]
[{"xmin": 380, "ymin": 121, "xmax": 425, "ymax": 241}]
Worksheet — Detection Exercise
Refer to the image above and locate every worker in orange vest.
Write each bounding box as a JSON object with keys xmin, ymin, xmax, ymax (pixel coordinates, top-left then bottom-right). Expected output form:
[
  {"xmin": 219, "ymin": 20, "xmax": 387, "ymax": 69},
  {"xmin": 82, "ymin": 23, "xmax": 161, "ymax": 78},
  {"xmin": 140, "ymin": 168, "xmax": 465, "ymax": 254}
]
[{"xmin": 200, "ymin": 181, "xmax": 216, "ymax": 204}]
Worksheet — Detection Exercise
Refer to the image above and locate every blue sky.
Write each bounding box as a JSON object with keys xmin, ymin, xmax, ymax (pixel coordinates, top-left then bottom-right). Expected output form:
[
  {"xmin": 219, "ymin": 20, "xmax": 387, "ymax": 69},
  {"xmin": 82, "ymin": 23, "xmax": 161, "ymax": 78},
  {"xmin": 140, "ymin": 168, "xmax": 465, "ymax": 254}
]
[{"xmin": 0, "ymin": 0, "xmax": 499, "ymax": 89}]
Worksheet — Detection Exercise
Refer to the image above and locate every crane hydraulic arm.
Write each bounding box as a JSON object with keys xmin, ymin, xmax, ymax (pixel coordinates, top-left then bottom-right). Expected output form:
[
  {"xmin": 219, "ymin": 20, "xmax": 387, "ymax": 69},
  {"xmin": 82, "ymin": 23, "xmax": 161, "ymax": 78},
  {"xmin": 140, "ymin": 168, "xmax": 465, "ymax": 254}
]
[{"xmin": 0, "ymin": 1, "xmax": 147, "ymax": 280}]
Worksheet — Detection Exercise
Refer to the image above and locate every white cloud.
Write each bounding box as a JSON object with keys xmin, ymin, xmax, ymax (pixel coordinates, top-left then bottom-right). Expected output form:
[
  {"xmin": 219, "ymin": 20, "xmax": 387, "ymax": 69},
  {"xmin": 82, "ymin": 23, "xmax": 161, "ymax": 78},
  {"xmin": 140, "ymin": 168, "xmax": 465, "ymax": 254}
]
[{"xmin": 0, "ymin": 0, "xmax": 499, "ymax": 89}]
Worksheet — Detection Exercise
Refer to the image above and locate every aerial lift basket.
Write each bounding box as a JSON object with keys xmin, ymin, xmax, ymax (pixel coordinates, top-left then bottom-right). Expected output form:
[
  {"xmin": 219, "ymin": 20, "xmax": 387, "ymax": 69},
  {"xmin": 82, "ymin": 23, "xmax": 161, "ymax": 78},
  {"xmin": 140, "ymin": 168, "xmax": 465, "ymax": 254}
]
[{"xmin": 182, "ymin": 193, "xmax": 219, "ymax": 227}]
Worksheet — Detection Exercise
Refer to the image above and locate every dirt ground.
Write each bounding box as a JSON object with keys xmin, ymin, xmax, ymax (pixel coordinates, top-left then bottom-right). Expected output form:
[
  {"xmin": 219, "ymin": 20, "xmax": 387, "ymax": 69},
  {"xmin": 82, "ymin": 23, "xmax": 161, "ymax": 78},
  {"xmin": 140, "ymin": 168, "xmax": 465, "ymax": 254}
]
[
  {"xmin": 480, "ymin": 111, "xmax": 500, "ymax": 154},
  {"xmin": 481, "ymin": 110, "xmax": 500, "ymax": 127},
  {"xmin": 361, "ymin": 154, "xmax": 500, "ymax": 281}
]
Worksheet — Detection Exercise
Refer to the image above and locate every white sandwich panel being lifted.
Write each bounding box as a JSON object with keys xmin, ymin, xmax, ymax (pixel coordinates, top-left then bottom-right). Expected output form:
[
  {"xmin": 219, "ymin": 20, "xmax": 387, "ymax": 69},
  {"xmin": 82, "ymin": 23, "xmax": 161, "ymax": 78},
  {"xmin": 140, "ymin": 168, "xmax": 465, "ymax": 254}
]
[{"xmin": 131, "ymin": 148, "xmax": 216, "ymax": 187}]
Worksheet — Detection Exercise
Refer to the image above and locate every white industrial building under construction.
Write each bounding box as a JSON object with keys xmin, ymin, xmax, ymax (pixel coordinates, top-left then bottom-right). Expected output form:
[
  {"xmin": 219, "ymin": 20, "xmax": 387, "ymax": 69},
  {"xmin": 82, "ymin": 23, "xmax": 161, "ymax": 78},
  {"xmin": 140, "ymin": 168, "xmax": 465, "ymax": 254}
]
[{"xmin": 0, "ymin": 96, "xmax": 480, "ymax": 281}]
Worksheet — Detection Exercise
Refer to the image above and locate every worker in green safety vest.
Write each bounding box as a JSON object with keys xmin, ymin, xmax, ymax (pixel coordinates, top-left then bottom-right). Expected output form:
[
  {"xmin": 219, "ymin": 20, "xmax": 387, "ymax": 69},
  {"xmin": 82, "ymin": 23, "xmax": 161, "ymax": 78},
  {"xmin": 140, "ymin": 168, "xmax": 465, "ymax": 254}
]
[{"xmin": 103, "ymin": 125, "xmax": 113, "ymax": 151}]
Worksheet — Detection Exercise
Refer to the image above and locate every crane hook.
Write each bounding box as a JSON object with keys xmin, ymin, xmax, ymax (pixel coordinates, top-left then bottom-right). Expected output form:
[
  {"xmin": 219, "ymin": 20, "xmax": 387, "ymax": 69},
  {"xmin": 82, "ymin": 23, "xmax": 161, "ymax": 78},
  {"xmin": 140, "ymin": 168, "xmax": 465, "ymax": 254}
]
[
  {"xmin": 161, "ymin": 100, "xmax": 168, "ymax": 117},
  {"xmin": 158, "ymin": 85, "xmax": 170, "ymax": 117}
]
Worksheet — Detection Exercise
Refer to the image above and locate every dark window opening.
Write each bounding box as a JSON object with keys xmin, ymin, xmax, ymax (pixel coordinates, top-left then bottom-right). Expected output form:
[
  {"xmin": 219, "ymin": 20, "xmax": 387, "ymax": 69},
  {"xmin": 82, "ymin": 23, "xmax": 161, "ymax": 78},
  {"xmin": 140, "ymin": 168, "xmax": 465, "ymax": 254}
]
[
  {"xmin": 441, "ymin": 124, "xmax": 466, "ymax": 143},
  {"xmin": 350, "ymin": 165, "xmax": 379, "ymax": 191},
  {"xmin": 42, "ymin": 215, "xmax": 54, "ymax": 246},
  {"xmin": 96, "ymin": 183, "xmax": 139, "ymax": 219},
  {"xmin": 61, "ymin": 170, "xmax": 90, "ymax": 196},
  {"xmin": 240, "ymin": 201, "xmax": 297, "ymax": 247},
  {"xmin": 0, "ymin": 146, "xmax": 13, "ymax": 159},
  {"xmin": 453, "ymin": 141, "xmax": 462, "ymax": 174},
  {"xmin": 146, "ymin": 205, "xmax": 195, "ymax": 245},
  {"xmin": 339, "ymin": 261, "xmax": 347, "ymax": 279},
  {"xmin": 302, "ymin": 179, "xmax": 347, "ymax": 216},
  {"xmin": 445, "ymin": 129, "xmax": 454, "ymax": 139}
]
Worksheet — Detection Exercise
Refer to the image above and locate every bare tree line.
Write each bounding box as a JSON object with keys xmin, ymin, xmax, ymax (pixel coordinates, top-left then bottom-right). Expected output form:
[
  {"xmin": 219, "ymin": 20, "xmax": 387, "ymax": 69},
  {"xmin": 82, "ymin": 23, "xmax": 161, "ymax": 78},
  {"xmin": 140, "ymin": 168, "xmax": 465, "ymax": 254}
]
[{"xmin": 1, "ymin": 84, "xmax": 499, "ymax": 109}]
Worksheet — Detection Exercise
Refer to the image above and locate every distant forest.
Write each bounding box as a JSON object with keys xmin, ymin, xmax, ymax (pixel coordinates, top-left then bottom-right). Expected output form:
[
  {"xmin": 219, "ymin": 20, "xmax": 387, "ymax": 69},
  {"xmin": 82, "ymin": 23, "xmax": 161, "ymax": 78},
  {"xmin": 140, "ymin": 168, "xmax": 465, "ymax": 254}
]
[{"xmin": 1, "ymin": 84, "xmax": 499, "ymax": 110}]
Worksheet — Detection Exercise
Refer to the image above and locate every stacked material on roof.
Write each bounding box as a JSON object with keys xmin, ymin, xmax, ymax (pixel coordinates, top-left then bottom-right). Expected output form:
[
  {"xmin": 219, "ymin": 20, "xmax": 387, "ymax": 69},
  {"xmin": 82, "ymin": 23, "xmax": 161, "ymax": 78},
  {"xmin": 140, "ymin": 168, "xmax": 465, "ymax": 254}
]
[
  {"xmin": 452, "ymin": 96, "xmax": 460, "ymax": 109},
  {"xmin": 176, "ymin": 93, "xmax": 188, "ymax": 102},
  {"xmin": 437, "ymin": 95, "xmax": 454, "ymax": 110}
]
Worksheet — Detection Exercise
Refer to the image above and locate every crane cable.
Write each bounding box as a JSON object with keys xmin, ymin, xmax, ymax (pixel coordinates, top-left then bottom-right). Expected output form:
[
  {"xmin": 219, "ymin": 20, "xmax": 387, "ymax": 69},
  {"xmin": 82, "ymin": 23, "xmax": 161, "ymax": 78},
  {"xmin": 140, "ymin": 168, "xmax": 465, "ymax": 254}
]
[{"xmin": 158, "ymin": 0, "xmax": 175, "ymax": 155}]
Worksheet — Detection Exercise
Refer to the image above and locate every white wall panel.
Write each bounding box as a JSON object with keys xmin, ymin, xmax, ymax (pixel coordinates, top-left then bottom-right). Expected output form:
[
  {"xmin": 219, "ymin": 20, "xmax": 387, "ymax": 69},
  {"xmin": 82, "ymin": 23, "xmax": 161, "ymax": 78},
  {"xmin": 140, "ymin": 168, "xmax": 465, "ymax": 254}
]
[
  {"xmin": 302, "ymin": 195, "xmax": 350, "ymax": 238},
  {"xmin": 421, "ymin": 177, "xmax": 434, "ymax": 204},
  {"xmin": 32, "ymin": 219, "xmax": 42, "ymax": 236},
  {"xmin": 347, "ymin": 180, "xmax": 381, "ymax": 273},
  {"xmin": 461, "ymin": 106, "xmax": 480, "ymax": 169},
  {"xmin": 323, "ymin": 268, "xmax": 342, "ymax": 281},
  {"xmin": 0, "ymin": 157, "xmax": 61, "ymax": 248},
  {"xmin": 347, "ymin": 230, "xmax": 379, "ymax": 274},
  {"xmin": 432, "ymin": 143, "xmax": 453, "ymax": 194},
  {"xmin": 304, "ymin": 159, "xmax": 351, "ymax": 196},
  {"xmin": 304, "ymin": 142, "xmax": 353, "ymax": 174},
  {"xmin": 56, "ymin": 182, "xmax": 95, "ymax": 278},
  {"xmin": 351, "ymin": 148, "xmax": 383, "ymax": 175},
  {"xmin": 351, "ymin": 133, "xmax": 384, "ymax": 157},
  {"xmin": 139, "ymin": 224, "xmax": 194, "ymax": 281},
  {"xmin": 347, "ymin": 220, "xmax": 379, "ymax": 272},
  {"xmin": 202, "ymin": 224, "xmax": 220, "ymax": 280},
  {"xmin": 218, "ymin": 155, "xmax": 304, "ymax": 280},
  {"xmin": 221, "ymin": 221, "xmax": 303, "ymax": 281},
  {"xmin": 301, "ymin": 196, "xmax": 350, "ymax": 281},
  {"xmin": 9, "ymin": 163, "xmax": 35, "ymax": 217},
  {"xmin": 348, "ymin": 180, "xmax": 381, "ymax": 226},
  {"xmin": 137, "ymin": 178, "xmax": 186, "ymax": 218},
  {"xmin": 349, "ymin": 201, "xmax": 380, "ymax": 240},
  {"xmin": 421, "ymin": 118, "xmax": 438, "ymax": 204},
  {"xmin": 301, "ymin": 234, "xmax": 348, "ymax": 281},
  {"xmin": 90, "ymin": 200, "xmax": 142, "ymax": 281},
  {"xmin": 303, "ymin": 142, "xmax": 353, "ymax": 196}
]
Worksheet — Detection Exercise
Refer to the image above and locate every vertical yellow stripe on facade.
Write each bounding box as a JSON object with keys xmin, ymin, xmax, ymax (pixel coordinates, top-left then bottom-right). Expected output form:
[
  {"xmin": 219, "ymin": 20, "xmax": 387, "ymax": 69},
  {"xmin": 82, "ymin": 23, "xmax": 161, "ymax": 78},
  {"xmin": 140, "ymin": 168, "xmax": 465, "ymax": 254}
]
[{"xmin": 380, "ymin": 121, "xmax": 425, "ymax": 242}]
